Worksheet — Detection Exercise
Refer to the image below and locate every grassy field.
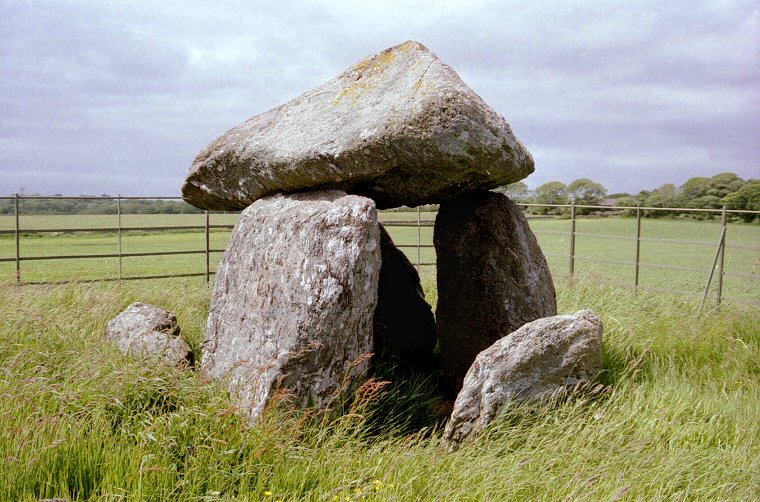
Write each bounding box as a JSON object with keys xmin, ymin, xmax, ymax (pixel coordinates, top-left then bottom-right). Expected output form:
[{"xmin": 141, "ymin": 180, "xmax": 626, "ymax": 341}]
[
  {"xmin": 1, "ymin": 212, "xmax": 758, "ymax": 305},
  {"xmin": 1, "ymin": 278, "xmax": 758, "ymax": 500}
]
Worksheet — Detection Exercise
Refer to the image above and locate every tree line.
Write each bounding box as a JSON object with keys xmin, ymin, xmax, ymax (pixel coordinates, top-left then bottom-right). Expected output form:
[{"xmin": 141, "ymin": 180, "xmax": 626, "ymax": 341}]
[
  {"xmin": 0, "ymin": 196, "xmax": 205, "ymax": 216},
  {"xmin": 495, "ymin": 172, "xmax": 759, "ymax": 222},
  {"xmin": 1, "ymin": 172, "xmax": 757, "ymax": 221}
]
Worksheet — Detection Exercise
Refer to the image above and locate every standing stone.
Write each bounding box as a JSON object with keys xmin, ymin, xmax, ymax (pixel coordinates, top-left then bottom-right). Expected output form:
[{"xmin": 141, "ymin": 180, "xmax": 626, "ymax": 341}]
[
  {"xmin": 202, "ymin": 190, "xmax": 381, "ymax": 425},
  {"xmin": 435, "ymin": 190, "xmax": 556, "ymax": 395},
  {"xmin": 443, "ymin": 310, "xmax": 604, "ymax": 448},
  {"xmin": 182, "ymin": 40, "xmax": 533, "ymax": 211},
  {"xmin": 106, "ymin": 302, "xmax": 193, "ymax": 367},
  {"xmin": 373, "ymin": 225, "xmax": 437, "ymax": 370}
]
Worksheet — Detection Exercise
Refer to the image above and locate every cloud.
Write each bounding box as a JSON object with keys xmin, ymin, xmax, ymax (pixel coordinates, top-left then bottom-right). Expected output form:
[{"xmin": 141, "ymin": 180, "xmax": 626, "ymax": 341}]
[{"xmin": 0, "ymin": 0, "xmax": 758, "ymax": 196}]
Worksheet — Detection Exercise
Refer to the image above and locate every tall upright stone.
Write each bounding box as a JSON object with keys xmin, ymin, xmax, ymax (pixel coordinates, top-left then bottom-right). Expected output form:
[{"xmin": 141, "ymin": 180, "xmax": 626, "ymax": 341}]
[
  {"xmin": 182, "ymin": 41, "xmax": 533, "ymax": 211},
  {"xmin": 435, "ymin": 190, "xmax": 556, "ymax": 395},
  {"xmin": 201, "ymin": 190, "xmax": 381, "ymax": 424},
  {"xmin": 373, "ymin": 225, "xmax": 437, "ymax": 370}
]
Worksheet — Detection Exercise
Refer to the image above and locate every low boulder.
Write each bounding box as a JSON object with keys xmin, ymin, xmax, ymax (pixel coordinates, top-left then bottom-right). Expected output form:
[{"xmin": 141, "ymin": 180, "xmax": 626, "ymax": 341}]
[
  {"xmin": 373, "ymin": 225, "xmax": 437, "ymax": 370},
  {"xmin": 201, "ymin": 190, "xmax": 381, "ymax": 425},
  {"xmin": 435, "ymin": 190, "xmax": 557, "ymax": 395},
  {"xmin": 182, "ymin": 41, "xmax": 533, "ymax": 211},
  {"xmin": 106, "ymin": 302, "xmax": 193, "ymax": 367},
  {"xmin": 443, "ymin": 310, "xmax": 604, "ymax": 448}
]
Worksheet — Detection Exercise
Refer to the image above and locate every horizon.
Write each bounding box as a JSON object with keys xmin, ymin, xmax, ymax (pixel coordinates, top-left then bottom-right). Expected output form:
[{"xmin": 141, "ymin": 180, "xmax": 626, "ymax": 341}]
[{"xmin": 2, "ymin": 169, "xmax": 752, "ymax": 199}]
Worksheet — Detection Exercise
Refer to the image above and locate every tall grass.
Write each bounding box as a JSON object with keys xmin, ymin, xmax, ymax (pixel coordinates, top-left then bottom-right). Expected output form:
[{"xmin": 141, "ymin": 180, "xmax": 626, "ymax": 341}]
[{"xmin": 1, "ymin": 279, "xmax": 758, "ymax": 500}]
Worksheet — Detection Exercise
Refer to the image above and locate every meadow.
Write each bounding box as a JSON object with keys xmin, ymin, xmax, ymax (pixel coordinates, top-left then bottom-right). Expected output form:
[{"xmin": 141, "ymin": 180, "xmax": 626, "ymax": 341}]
[
  {"xmin": 1, "ymin": 276, "xmax": 758, "ymax": 500},
  {"xmin": 0, "ymin": 211, "xmax": 759, "ymax": 499},
  {"xmin": 0, "ymin": 211, "xmax": 757, "ymax": 305}
]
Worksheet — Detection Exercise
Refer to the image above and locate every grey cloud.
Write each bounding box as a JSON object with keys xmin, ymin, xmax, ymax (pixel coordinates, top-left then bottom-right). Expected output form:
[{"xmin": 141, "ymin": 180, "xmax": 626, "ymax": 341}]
[{"xmin": 0, "ymin": 0, "xmax": 758, "ymax": 196}]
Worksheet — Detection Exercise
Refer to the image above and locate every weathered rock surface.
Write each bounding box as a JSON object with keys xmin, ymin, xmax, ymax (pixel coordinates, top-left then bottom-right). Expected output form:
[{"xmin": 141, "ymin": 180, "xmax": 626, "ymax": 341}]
[
  {"xmin": 106, "ymin": 302, "xmax": 193, "ymax": 367},
  {"xmin": 201, "ymin": 190, "xmax": 381, "ymax": 424},
  {"xmin": 443, "ymin": 310, "xmax": 603, "ymax": 448},
  {"xmin": 183, "ymin": 40, "xmax": 534, "ymax": 211},
  {"xmin": 373, "ymin": 225, "xmax": 437, "ymax": 370},
  {"xmin": 435, "ymin": 190, "xmax": 557, "ymax": 395}
]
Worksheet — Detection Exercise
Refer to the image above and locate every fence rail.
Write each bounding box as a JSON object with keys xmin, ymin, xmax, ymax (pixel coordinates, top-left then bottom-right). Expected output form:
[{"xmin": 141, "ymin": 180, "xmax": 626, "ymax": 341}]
[{"xmin": 1, "ymin": 195, "xmax": 758, "ymax": 309}]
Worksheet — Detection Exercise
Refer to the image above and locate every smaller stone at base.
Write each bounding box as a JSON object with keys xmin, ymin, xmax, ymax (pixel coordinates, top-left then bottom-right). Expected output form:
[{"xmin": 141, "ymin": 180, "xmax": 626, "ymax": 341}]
[
  {"xmin": 443, "ymin": 310, "xmax": 603, "ymax": 449},
  {"xmin": 106, "ymin": 302, "xmax": 193, "ymax": 368}
]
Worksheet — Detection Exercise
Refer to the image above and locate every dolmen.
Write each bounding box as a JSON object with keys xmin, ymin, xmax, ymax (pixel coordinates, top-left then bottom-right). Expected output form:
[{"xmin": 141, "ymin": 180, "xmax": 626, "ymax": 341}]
[{"xmin": 183, "ymin": 41, "xmax": 599, "ymax": 434}]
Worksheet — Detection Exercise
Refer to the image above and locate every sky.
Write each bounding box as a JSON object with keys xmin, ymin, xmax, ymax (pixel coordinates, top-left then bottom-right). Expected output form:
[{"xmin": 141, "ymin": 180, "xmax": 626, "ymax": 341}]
[{"xmin": 1, "ymin": 0, "xmax": 759, "ymax": 196}]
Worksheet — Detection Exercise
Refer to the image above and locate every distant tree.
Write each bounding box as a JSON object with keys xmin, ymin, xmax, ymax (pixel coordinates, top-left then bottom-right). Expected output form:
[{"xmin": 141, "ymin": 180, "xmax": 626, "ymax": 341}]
[
  {"xmin": 645, "ymin": 184, "xmax": 680, "ymax": 216},
  {"xmin": 614, "ymin": 195, "xmax": 639, "ymax": 216},
  {"xmin": 533, "ymin": 181, "xmax": 568, "ymax": 214},
  {"xmin": 566, "ymin": 178, "xmax": 606, "ymax": 214},
  {"xmin": 723, "ymin": 180, "xmax": 760, "ymax": 222},
  {"xmin": 535, "ymin": 181, "xmax": 567, "ymax": 203},
  {"xmin": 680, "ymin": 176, "xmax": 710, "ymax": 199},
  {"xmin": 567, "ymin": 178, "xmax": 607, "ymax": 204},
  {"xmin": 689, "ymin": 194, "xmax": 723, "ymax": 210},
  {"xmin": 643, "ymin": 190, "xmax": 672, "ymax": 217},
  {"xmin": 658, "ymin": 183, "xmax": 678, "ymax": 198},
  {"xmin": 493, "ymin": 181, "xmax": 531, "ymax": 201},
  {"xmin": 607, "ymin": 192, "xmax": 630, "ymax": 199},
  {"xmin": 707, "ymin": 172, "xmax": 744, "ymax": 199}
]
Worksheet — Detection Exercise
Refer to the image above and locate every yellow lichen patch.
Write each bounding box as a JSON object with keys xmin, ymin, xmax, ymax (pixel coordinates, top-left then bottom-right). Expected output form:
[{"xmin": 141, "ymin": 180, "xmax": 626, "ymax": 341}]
[
  {"xmin": 332, "ymin": 77, "xmax": 374, "ymax": 106},
  {"xmin": 353, "ymin": 54, "xmax": 377, "ymax": 74},
  {"xmin": 332, "ymin": 42, "xmax": 419, "ymax": 106},
  {"xmin": 368, "ymin": 40, "xmax": 416, "ymax": 75}
]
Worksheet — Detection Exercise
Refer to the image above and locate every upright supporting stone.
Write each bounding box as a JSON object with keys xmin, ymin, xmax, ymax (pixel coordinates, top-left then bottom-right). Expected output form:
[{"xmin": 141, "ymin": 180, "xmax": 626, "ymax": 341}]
[
  {"xmin": 435, "ymin": 190, "xmax": 557, "ymax": 395},
  {"xmin": 202, "ymin": 190, "xmax": 381, "ymax": 425},
  {"xmin": 373, "ymin": 225, "xmax": 437, "ymax": 370}
]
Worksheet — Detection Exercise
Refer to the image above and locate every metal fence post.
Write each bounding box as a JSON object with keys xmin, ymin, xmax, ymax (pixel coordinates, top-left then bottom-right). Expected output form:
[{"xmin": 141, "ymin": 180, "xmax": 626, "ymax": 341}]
[
  {"xmin": 205, "ymin": 210, "xmax": 210, "ymax": 283},
  {"xmin": 716, "ymin": 206, "xmax": 727, "ymax": 308},
  {"xmin": 117, "ymin": 194, "xmax": 122, "ymax": 280},
  {"xmin": 700, "ymin": 225, "xmax": 726, "ymax": 313},
  {"xmin": 416, "ymin": 206, "xmax": 421, "ymax": 271},
  {"xmin": 569, "ymin": 202, "xmax": 576, "ymax": 276},
  {"xmin": 634, "ymin": 204, "xmax": 641, "ymax": 287},
  {"xmin": 14, "ymin": 193, "xmax": 20, "ymax": 283}
]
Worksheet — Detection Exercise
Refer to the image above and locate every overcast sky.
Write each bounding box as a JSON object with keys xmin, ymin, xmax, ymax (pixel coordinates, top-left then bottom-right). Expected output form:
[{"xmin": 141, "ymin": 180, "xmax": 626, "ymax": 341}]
[{"xmin": 1, "ymin": 0, "xmax": 758, "ymax": 196}]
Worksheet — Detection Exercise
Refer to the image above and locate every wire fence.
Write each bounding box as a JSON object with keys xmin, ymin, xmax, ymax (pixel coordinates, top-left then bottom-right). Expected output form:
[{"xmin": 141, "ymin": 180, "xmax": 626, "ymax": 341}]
[
  {"xmin": 518, "ymin": 202, "xmax": 759, "ymax": 308},
  {"xmin": 1, "ymin": 195, "xmax": 758, "ymax": 308}
]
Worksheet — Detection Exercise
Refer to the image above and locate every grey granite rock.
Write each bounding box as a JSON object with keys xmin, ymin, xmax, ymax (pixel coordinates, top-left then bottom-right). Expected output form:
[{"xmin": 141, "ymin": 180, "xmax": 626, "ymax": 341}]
[
  {"xmin": 373, "ymin": 225, "xmax": 437, "ymax": 370},
  {"xmin": 106, "ymin": 303, "xmax": 193, "ymax": 367},
  {"xmin": 201, "ymin": 190, "xmax": 381, "ymax": 424},
  {"xmin": 443, "ymin": 310, "xmax": 603, "ymax": 448},
  {"xmin": 435, "ymin": 190, "xmax": 557, "ymax": 396},
  {"xmin": 183, "ymin": 41, "xmax": 534, "ymax": 210}
]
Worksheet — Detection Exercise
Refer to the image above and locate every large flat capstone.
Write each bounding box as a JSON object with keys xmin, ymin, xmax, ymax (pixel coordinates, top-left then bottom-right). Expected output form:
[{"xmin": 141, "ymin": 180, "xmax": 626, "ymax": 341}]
[
  {"xmin": 201, "ymin": 190, "xmax": 381, "ymax": 424},
  {"xmin": 183, "ymin": 41, "xmax": 534, "ymax": 210},
  {"xmin": 435, "ymin": 190, "xmax": 557, "ymax": 396}
]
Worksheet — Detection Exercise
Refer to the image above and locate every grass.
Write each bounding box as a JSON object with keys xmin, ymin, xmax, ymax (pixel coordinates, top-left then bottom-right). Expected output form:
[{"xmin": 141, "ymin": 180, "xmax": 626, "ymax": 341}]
[
  {"xmin": 1, "ymin": 212, "xmax": 758, "ymax": 305},
  {"xmin": 1, "ymin": 277, "xmax": 759, "ymax": 500},
  {"xmin": 0, "ymin": 213, "xmax": 240, "ymax": 232}
]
